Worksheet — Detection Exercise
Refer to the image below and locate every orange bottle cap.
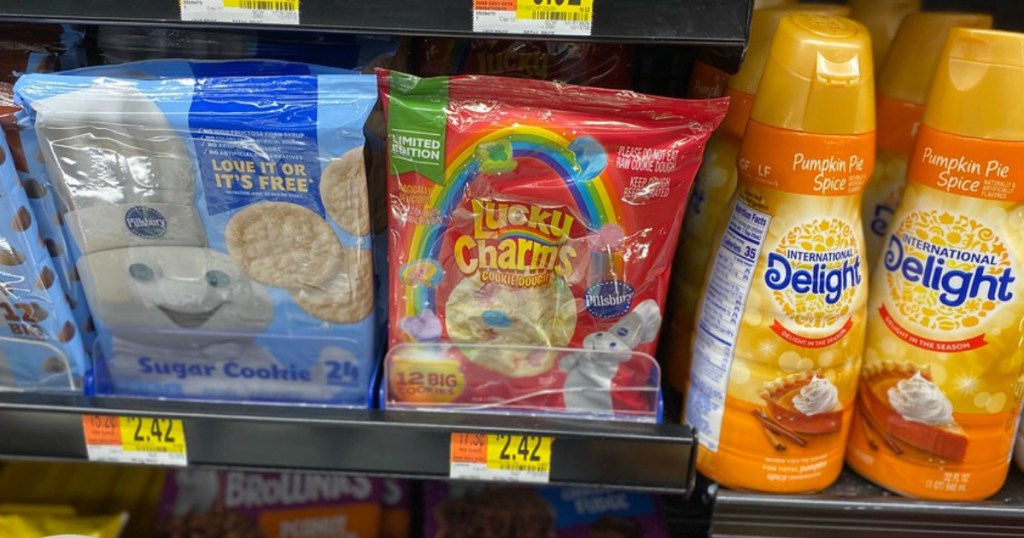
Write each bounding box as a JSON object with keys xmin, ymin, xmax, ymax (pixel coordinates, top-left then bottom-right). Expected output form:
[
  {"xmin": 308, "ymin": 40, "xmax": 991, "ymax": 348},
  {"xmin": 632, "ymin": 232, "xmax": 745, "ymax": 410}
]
[
  {"xmin": 730, "ymin": 4, "xmax": 852, "ymax": 97},
  {"xmin": 879, "ymin": 12, "xmax": 993, "ymax": 105},
  {"xmin": 849, "ymin": 0, "xmax": 920, "ymax": 69},
  {"xmin": 925, "ymin": 28, "xmax": 1024, "ymax": 141},
  {"xmin": 723, "ymin": 4, "xmax": 851, "ymax": 138},
  {"xmin": 751, "ymin": 13, "xmax": 875, "ymax": 135}
]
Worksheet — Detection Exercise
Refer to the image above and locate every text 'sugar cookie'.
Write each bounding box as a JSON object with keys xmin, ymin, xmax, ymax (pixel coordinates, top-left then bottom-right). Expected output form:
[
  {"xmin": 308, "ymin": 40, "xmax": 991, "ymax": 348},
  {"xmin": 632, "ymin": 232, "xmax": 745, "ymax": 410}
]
[{"xmin": 381, "ymin": 71, "xmax": 726, "ymax": 417}]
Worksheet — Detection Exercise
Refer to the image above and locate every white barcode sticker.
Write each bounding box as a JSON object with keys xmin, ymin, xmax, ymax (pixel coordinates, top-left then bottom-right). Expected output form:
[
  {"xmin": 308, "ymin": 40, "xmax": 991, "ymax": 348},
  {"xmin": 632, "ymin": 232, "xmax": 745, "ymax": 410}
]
[
  {"xmin": 180, "ymin": 0, "xmax": 300, "ymax": 25},
  {"xmin": 473, "ymin": 0, "xmax": 594, "ymax": 36}
]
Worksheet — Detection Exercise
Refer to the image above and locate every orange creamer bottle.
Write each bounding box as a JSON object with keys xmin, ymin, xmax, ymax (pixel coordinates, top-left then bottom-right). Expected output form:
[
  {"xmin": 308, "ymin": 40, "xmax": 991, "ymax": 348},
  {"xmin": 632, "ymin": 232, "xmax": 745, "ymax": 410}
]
[
  {"xmin": 666, "ymin": 3, "xmax": 852, "ymax": 394},
  {"xmin": 849, "ymin": 0, "xmax": 920, "ymax": 71},
  {"xmin": 685, "ymin": 0, "xmax": 798, "ymax": 99},
  {"xmin": 685, "ymin": 13, "xmax": 875, "ymax": 493},
  {"xmin": 862, "ymin": 12, "xmax": 993, "ymax": 266},
  {"xmin": 848, "ymin": 28, "xmax": 1024, "ymax": 501}
]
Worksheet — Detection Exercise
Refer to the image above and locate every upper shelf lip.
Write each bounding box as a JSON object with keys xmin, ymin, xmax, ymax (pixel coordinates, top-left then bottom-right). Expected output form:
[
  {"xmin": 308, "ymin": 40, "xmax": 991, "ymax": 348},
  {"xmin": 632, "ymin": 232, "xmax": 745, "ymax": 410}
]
[{"xmin": 0, "ymin": 0, "xmax": 752, "ymax": 68}]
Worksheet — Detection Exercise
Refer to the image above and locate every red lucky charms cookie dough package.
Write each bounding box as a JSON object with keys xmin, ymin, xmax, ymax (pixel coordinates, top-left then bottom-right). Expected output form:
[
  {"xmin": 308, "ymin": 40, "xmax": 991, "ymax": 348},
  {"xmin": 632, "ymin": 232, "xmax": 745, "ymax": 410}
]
[{"xmin": 381, "ymin": 71, "xmax": 726, "ymax": 418}]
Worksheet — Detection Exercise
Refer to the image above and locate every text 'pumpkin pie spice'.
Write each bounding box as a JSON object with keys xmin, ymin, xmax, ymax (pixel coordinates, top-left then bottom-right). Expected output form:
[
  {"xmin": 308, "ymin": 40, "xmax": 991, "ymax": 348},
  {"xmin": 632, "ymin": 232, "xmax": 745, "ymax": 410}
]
[
  {"xmin": 684, "ymin": 13, "xmax": 875, "ymax": 493},
  {"xmin": 847, "ymin": 28, "xmax": 1024, "ymax": 501}
]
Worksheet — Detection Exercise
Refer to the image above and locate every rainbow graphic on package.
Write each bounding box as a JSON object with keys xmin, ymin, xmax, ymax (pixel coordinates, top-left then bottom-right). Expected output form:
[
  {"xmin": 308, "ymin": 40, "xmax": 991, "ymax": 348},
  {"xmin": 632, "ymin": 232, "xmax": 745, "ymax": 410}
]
[
  {"xmin": 15, "ymin": 59, "xmax": 380, "ymax": 405},
  {"xmin": 381, "ymin": 71, "xmax": 725, "ymax": 417}
]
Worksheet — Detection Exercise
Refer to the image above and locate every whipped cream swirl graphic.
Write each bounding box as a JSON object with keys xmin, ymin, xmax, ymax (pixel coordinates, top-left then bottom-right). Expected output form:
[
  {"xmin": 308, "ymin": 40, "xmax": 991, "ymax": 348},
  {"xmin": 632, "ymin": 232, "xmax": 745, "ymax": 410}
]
[
  {"xmin": 793, "ymin": 376, "xmax": 839, "ymax": 416},
  {"xmin": 888, "ymin": 372, "xmax": 955, "ymax": 426}
]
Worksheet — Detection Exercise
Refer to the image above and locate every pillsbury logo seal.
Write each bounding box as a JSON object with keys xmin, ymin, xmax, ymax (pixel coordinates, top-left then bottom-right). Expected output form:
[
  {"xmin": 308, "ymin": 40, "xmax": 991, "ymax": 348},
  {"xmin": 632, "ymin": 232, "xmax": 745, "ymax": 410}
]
[
  {"xmin": 124, "ymin": 206, "xmax": 167, "ymax": 239},
  {"xmin": 584, "ymin": 281, "xmax": 634, "ymax": 318}
]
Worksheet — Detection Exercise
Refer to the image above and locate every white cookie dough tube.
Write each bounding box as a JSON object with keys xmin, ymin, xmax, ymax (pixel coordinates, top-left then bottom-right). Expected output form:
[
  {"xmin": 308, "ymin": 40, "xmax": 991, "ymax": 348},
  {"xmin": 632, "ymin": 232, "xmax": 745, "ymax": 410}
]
[{"xmin": 65, "ymin": 203, "xmax": 206, "ymax": 255}]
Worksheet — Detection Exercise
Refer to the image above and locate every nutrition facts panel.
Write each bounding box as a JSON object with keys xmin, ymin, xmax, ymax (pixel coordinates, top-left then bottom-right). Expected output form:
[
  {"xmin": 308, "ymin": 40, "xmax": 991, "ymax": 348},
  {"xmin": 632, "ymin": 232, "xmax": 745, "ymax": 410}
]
[{"xmin": 686, "ymin": 200, "xmax": 770, "ymax": 451}]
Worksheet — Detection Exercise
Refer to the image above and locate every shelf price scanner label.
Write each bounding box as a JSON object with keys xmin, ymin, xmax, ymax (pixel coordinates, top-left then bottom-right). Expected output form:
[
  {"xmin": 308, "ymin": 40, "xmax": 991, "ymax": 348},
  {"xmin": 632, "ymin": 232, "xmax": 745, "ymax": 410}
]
[
  {"xmin": 473, "ymin": 0, "xmax": 594, "ymax": 36},
  {"xmin": 180, "ymin": 0, "xmax": 300, "ymax": 25},
  {"xmin": 450, "ymin": 432, "xmax": 553, "ymax": 483},
  {"xmin": 83, "ymin": 415, "xmax": 188, "ymax": 466}
]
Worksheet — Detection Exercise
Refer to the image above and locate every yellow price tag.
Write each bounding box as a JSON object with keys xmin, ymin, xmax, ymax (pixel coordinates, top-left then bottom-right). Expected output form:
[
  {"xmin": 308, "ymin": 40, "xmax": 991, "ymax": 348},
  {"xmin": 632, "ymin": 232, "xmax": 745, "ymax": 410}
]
[
  {"xmin": 451, "ymin": 433, "xmax": 553, "ymax": 482},
  {"xmin": 223, "ymin": 0, "xmax": 299, "ymax": 11},
  {"xmin": 486, "ymin": 434, "xmax": 553, "ymax": 471},
  {"xmin": 119, "ymin": 417, "xmax": 186, "ymax": 454},
  {"xmin": 83, "ymin": 415, "xmax": 187, "ymax": 466},
  {"xmin": 516, "ymin": 0, "xmax": 594, "ymax": 23},
  {"xmin": 181, "ymin": 0, "xmax": 300, "ymax": 24}
]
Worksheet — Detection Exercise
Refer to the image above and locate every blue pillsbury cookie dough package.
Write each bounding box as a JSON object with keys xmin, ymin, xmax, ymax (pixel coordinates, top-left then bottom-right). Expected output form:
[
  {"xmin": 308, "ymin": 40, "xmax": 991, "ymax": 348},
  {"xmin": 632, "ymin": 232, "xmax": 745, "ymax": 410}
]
[
  {"xmin": 3, "ymin": 88, "xmax": 96, "ymax": 359},
  {"xmin": 15, "ymin": 59, "xmax": 381, "ymax": 405},
  {"xmin": 0, "ymin": 133, "xmax": 88, "ymax": 391}
]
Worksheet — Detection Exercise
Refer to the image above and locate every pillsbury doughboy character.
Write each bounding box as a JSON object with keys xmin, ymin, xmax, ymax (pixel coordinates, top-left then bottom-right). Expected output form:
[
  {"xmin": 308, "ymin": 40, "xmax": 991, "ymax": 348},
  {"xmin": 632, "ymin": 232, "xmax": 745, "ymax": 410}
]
[
  {"xmin": 32, "ymin": 85, "xmax": 279, "ymax": 398},
  {"xmin": 560, "ymin": 299, "xmax": 662, "ymax": 413}
]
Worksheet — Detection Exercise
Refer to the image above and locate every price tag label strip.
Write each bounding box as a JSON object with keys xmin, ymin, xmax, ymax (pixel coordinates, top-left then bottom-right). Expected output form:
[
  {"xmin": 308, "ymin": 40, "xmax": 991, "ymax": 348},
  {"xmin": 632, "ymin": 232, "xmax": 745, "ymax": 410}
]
[
  {"xmin": 82, "ymin": 415, "xmax": 188, "ymax": 466},
  {"xmin": 473, "ymin": 0, "xmax": 595, "ymax": 36},
  {"xmin": 450, "ymin": 433, "xmax": 553, "ymax": 483},
  {"xmin": 180, "ymin": 0, "xmax": 300, "ymax": 25}
]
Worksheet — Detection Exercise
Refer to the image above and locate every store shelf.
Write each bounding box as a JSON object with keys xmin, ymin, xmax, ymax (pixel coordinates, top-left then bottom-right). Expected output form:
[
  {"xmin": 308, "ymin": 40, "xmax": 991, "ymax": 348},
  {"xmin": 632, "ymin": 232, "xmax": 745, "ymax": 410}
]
[
  {"xmin": 710, "ymin": 469, "xmax": 1024, "ymax": 537},
  {"xmin": 0, "ymin": 392, "xmax": 696, "ymax": 493},
  {"xmin": 0, "ymin": 0, "xmax": 751, "ymax": 58}
]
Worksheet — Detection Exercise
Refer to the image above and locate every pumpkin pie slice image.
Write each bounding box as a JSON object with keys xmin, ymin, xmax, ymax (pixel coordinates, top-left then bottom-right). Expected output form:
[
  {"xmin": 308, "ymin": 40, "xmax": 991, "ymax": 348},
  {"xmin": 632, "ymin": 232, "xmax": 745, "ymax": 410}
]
[
  {"xmin": 860, "ymin": 361, "xmax": 968, "ymax": 462},
  {"xmin": 760, "ymin": 371, "xmax": 843, "ymax": 434}
]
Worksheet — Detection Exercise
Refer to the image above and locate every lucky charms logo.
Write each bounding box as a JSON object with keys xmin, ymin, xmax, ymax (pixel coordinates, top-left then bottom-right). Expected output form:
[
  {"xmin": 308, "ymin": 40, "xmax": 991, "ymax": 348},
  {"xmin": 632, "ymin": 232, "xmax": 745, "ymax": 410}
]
[{"xmin": 454, "ymin": 199, "xmax": 579, "ymax": 285}]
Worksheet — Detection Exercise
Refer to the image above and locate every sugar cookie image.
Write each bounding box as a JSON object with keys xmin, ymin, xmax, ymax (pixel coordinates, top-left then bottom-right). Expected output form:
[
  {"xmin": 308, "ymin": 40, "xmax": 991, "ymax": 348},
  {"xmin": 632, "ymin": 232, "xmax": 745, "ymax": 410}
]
[
  {"xmin": 320, "ymin": 147, "xmax": 370, "ymax": 236},
  {"xmin": 77, "ymin": 246, "xmax": 273, "ymax": 345},
  {"xmin": 444, "ymin": 275, "xmax": 577, "ymax": 377},
  {"xmin": 291, "ymin": 244, "xmax": 374, "ymax": 323},
  {"xmin": 226, "ymin": 202, "xmax": 343, "ymax": 289}
]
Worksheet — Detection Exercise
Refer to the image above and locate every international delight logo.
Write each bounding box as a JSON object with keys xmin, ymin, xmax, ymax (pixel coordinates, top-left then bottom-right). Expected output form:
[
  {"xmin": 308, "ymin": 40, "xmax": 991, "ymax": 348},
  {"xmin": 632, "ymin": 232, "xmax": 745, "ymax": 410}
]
[
  {"xmin": 880, "ymin": 209, "xmax": 1016, "ymax": 352},
  {"xmin": 763, "ymin": 219, "xmax": 864, "ymax": 346},
  {"xmin": 454, "ymin": 200, "xmax": 578, "ymax": 287}
]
